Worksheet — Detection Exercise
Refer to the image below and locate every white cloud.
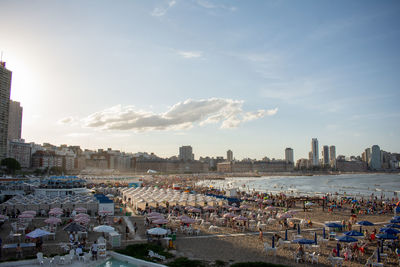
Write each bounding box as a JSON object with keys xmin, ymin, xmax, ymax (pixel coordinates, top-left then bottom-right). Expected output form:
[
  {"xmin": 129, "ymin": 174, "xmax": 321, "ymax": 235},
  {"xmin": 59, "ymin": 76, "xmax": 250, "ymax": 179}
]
[
  {"xmin": 83, "ymin": 98, "xmax": 277, "ymax": 132},
  {"xmin": 151, "ymin": 0, "xmax": 176, "ymax": 17},
  {"xmin": 58, "ymin": 116, "xmax": 74, "ymax": 125},
  {"xmin": 177, "ymin": 51, "xmax": 203, "ymax": 59},
  {"xmin": 196, "ymin": 0, "xmax": 237, "ymax": 11}
]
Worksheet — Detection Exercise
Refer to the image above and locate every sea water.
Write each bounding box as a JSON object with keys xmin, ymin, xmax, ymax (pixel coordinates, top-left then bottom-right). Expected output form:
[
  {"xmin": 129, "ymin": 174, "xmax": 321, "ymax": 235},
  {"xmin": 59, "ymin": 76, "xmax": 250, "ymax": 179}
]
[{"xmin": 196, "ymin": 173, "xmax": 400, "ymax": 198}]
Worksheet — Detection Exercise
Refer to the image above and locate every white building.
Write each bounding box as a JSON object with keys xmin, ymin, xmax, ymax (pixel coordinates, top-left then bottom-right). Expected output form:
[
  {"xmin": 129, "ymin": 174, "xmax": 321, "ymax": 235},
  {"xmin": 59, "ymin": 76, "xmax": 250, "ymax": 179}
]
[
  {"xmin": 7, "ymin": 139, "xmax": 31, "ymax": 168},
  {"xmin": 311, "ymin": 138, "xmax": 319, "ymax": 166},
  {"xmin": 370, "ymin": 145, "xmax": 382, "ymax": 170},
  {"xmin": 179, "ymin": 146, "xmax": 194, "ymax": 161},
  {"xmin": 329, "ymin": 145, "xmax": 336, "ymax": 168},
  {"xmin": 227, "ymin": 150, "xmax": 233, "ymax": 162}
]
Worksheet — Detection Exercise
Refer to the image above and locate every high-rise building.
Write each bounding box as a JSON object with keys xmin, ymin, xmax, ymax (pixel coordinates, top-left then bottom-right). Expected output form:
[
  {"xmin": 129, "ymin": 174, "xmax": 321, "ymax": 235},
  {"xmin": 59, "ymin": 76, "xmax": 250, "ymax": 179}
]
[
  {"xmin": 364, "ymin": 148, "xmax": 371, "ymax": 166},
  {"xmin": 311, "ymin": 138, "xmax": 319, "ymax": 166},
  {"xmin": 370, "ymin": 145, "xmax": 381, "ymax": 170},
  {"xmin": 322, "ymin": 145, "xmax": 329, "ymax": 166},
  {"xmin": 179, "ymin": 146, "xmax": 194, "ymax": 161},
  {"xmin": 285, "ymin": 148, "xmax": 294, "ymax": 164},
  {"xmin": 329, "ymin": 145, "xmax": 336, "ymax": 168},
  {"xmin": 7, "ymin": 100, "xmax": 22, "ymax": 140},
  {"xmin": 227, "ymin": 149, "xmax": 233, "ymax": 162},
  {"xmin": 0, "ymin": 62, "xmax": 12, "ymax": 160}
]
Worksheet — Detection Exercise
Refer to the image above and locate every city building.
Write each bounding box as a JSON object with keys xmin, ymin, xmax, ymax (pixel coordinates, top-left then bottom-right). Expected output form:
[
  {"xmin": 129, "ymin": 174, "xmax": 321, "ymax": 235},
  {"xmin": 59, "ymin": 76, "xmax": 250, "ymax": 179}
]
[
  {"xmin": 7, "ymin": 100, "xmax": 22, "ymax": 141},
  {"xmin": 311, "ymin": 138, "xmax": 319, "ymax": 166},
  {"xmin": 285, "ymin": 148, "xmax": 294, "ymax": 164},
  {"xmin": 0, "ymin": 62, "xmax": 11, "ymax": 160},
  {"xmin": 179, "ymin": 146, "xmax": 194, "ymax": 161},
  {"xmin": 370, "ymin": 145, "xmax": 382, "ymax": 170},
  {"xmin": 329, "ymin": 145, "xmax": 336, "ymax": 168},
  {"xmin": 7, "ymin": 139, "xmax": 31, "ymax": 168},
  {"xmin": 322, "ymin": 145, "xmax": 329, "ymax": 166},
  {"xmin": 227, "ymin": 149, "xmax": 233, "ymax": 162}
]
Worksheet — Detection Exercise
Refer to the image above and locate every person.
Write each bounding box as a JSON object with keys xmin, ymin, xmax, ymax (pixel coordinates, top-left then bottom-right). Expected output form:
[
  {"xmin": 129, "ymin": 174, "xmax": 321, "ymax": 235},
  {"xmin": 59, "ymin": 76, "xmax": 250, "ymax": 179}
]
[
  {"xmin": 91, "ymin": 241, "xmax": 98, "ymax": 260},
  {"xmin": 76, "ymin": 245, "xmax": 84, "ymax": 257},
  {"xmin": 259, "ymin": 228, "xmax": 263, "ymax": 241},
  {"xmin": 126, "ymin": 225, "xmax": 130, "ymax": 239},
  {"xmin": 69, "ymin": 232, "xmax": 74, "ymax": 243},
  {"xmin": 134, "ymin": 222, "xmax": 138, "ymax": 233},
  {"xmin": 297, "ymin": 244, "xmax": 305, "ymax": 262},
  {"xmin": 35, "ymin": 237, "xmax": 43, "ymax": 252},
  {"xmin": 16, "ymin": 243, "xmax": 23, "ymax": 259}
]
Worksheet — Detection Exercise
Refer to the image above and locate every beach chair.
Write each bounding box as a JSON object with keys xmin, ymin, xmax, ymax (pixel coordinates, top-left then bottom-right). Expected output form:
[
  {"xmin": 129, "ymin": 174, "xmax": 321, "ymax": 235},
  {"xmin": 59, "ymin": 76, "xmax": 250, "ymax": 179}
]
[
  {"xmin": 310, "ymin": 252, "xmax": 319, "ymax": 264},
  {"xmin": 37, "ymin": 252, "xmax": 45, "ymax": 265},
  {"xmin": 293, "ymin": 252, "xmax": 302, "ymax": 263},
  {"xmin": 64, "ymin": 254, "xmax": 72, "ymax": 264},
  {"xmin": 263, "ymin": 243, "xmax": 277, "ymax": 257},
  {"xmin": 69, "ymin": 249, "xmax": 75, "ymax": 260},
  {"xmin": 83, "ymin": 252, "xmax": 91, "ymax": 263}
]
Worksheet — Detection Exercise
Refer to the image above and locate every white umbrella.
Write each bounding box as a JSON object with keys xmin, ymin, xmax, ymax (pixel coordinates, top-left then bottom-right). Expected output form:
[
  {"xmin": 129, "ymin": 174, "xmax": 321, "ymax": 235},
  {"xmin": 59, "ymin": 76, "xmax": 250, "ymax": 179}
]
[
  {"xmin": 93, "ymin": 225, "xmax": 115, "ymax": 233},
  {"xmin": 26, "ymin": 228, "xmax": 50, "ymax": 238},
  {"xmin": 147, "ymin": 227, "xmax": 167, "ymax": 236}
]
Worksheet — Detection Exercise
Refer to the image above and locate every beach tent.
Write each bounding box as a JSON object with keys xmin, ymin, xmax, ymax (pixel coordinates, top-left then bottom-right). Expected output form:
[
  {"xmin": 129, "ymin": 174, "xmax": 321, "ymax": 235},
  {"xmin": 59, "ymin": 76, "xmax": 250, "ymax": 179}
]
[{"xmin": 26, "ymin": 228, "xmax": 50, "ymax": 239}]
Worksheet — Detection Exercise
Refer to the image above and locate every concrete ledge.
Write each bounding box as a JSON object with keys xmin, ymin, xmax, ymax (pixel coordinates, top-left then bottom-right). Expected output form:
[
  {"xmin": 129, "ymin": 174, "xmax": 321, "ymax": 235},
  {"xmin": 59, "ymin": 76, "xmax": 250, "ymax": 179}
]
[
  {"xmin": 109, "ymin": 251, "xmax": 167, "ymax": 267},
  {"xmin": 0, "ymin": 259, "xmax": 37, "ymax": 267}
]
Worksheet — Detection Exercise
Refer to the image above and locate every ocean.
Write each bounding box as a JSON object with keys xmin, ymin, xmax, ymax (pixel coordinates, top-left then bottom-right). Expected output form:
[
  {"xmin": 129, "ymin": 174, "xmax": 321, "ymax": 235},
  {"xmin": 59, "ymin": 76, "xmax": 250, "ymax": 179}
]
[{"xmin": 196, "ymin": 173, "xmax": 400, "ymax": 198}]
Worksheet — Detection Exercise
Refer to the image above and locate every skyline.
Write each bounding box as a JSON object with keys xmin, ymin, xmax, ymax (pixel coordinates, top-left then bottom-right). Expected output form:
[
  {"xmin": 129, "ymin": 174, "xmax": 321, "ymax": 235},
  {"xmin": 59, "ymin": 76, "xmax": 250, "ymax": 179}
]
[{"xmin": 1, "ymin": 0, "xmax": 400, "ymax": 160}]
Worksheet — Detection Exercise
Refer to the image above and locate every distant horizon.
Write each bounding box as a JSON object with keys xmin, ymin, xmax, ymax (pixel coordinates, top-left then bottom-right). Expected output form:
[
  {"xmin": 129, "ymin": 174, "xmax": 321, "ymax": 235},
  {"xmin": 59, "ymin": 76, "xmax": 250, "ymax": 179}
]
[{"xmin": 1, "ymin": 0, "xmax": 399, "ymax": 160}]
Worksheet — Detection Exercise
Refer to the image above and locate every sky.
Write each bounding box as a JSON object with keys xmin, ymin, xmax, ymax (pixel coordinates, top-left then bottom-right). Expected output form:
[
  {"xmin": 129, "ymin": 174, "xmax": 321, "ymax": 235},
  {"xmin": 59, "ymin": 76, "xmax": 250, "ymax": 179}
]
[{"xmin": 1, "ymin": 0, "xmax": 399, "ymax": 160}]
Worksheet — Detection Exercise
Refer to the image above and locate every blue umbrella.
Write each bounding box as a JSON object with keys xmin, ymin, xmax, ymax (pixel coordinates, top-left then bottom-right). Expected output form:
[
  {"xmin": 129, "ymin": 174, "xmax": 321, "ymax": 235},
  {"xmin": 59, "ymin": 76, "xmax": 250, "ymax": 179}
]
[
  {"xmin": 26, "ymin": 228, "xmax": 51, "ymax": 239},
  {"xmin": 385, "ymin": 223, "xmax": 400, "ymax": 229},
  {"xmin": 314, "ymin": 232, "xmax": 317, "ymax": 245},
  {"xmin": 351, "ymin": 199, "xmax": 358, "ymax": 203},
  {"xmin": 380, "ymin": 227, "xmax": 400, "ymax": 234},
  {"xmin": 325, "ymin": 222, "xmax": 342, "ymax": 228},
  {"xmin": 390, "ymin": 218, "xmax": 400, "ymax": 223},
  {"xmin": 377, "ymin": 233, "xmax": 398, "ymax": 240},
  {"xmin": 357, "ymin": 220, "xmax": 374, "ymax": 226},
  {"xmin": 336, "ymin": 235, "xmax": 358, "ymax": 243},
  {"xmin": 344, "ymin": 230, "xmax": 364, "ymax": 237},
  {"xmin": 272, "ymin": 235, "xmax": 275, "ymax": 248},
  {"xmin": 393, "ymin": 216, "xmax": 400, "ymax": 220},
  {"xmin": 285, "ymin": 229, "xmax": 288, "ymax": 241},
  {"xmin": 292, "ymin": 238, "xmax": 315, "ymax": 244},
  {"xmin": 297, "ymin": 224, "xmax": 301, "ymax": 235},
  {"xmin": 323, "ymin": 227, "xmax": 326, "ymax": 239}
]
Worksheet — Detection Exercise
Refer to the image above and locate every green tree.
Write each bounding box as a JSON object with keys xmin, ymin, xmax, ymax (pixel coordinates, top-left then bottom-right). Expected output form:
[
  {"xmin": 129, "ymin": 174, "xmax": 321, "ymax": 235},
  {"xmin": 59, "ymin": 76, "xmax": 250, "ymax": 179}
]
[{"xmin": 1, "ymin": 158, "xmax": 21, "ymax": 174}]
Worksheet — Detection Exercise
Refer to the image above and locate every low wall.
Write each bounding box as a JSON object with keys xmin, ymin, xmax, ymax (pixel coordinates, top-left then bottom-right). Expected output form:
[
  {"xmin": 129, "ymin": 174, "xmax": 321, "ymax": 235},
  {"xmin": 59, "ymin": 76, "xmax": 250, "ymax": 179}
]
[{"xmin": 109, "ymin": 251, "xmax": 167, "ymax": 267}]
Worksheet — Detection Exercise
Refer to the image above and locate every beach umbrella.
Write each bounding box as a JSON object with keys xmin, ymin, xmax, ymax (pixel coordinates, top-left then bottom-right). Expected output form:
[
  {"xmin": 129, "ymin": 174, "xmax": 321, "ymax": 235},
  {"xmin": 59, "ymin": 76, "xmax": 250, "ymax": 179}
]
[
  {"xmin": 265, "ymin": 206, "xmax": 276, "ymax": 211},
  {"xmin": 292, "ymin": 238, "xmax": 315, "ymax": 244},
  {"xmin": 181, "ymin": 218, "xmax": 196, "ymax": 224},
  {"xmin": 380, "ymin": 227, "xmax": 400, "ymax": 235},
  {"xmin": 189, "ymin": 208, "xmax": 201, "ymax": 213},
  {"xmin": 385, "ymin": 223, "xmax": 400, "ymax": 229},
  {"xmin": 314, "ymin": 232, "xmax": 317, "ymax": 245},
  {"xmin": 152, "ymin": 218, "xmax": 169, "ymax": 225},
  {"xmin": 272, "ymin": 235, "xmax": 275, "ymax": 248},
  {"xmin": 49, "ymin": 210, "xmax": 63, "ymax": 216},
  {"xmin": 147, "ymin": 227, "xmax": 167, "ymax": 236},
  {"xmin": 229, "ymin": 207, "xmax": 241, "ymax": 211},
  {"xmin": 325, "ymin": 222, "xmax": 342, "ymax": 228},
  {"xmin": 323, "ymin": 227, "xmax": 326, "ymax": 239},
  {"xmin": 74, "ymin": 217, "xmax": 90, "ymax": 224},
  {"xmin": 203, "ymin": 206, "xmax": 215, "ymax": 211},
  {"xmin": 223, "ymin": 213, "xmax": 235, "ymax": 218},
  {"xmin": 26, "ymin": 228, "xmax": 50, "ymax": 239},
  {"xmin": 44, "ymin": 217, "xmax": 61, "ymax": 225},
  {"xmin": 147, "ymin": 212, "xmax": 161, "ymax": 217},
  {"xmin": 344, "ymin": 230, "xmax": 363, "ymax": 237},
  {"xmin": 93, "ymin": 225, "xmax": 115, "ymax": 233},
  {"xmin": 18, "ymin": 213, "xmax": 34, "ymax": 219},
  {"xmin": 336, "ymin": 235, "xmax": 358, "ymax": 243},
  {"xmin": 390, "ymin": 218, "xmax": 400, "ymax": 223},
  {"xmin": 240, "ymin": 205, "xmax": 250, "ymax": 210},
  {"xmin": 357, "ymin": 220, "xmax": 374, "ymax": 226},
  {"xmin": 22, "ymin": 210, "xmax": 36, "ymax": 215},
  {"xmin": 74, "ymin": 207, "xmax": 87, "ymax": 213},
  {"xmin": 285, "ymin": 229, "xmax": 288, "ymax": 241},
  {"xmin": 233, "ymin": 216, "xmax": 248, "ymax": 221},
  {"xmin": 377, "ymin": 233, "xmax": 398, "ymax": 240},
  {"xmin": 63, "ymin": 222, "xmax": 86, "ymax": 232},
  {"xmin": 75, "ymin": 213, "xmax": 89, "ymax": 218}
]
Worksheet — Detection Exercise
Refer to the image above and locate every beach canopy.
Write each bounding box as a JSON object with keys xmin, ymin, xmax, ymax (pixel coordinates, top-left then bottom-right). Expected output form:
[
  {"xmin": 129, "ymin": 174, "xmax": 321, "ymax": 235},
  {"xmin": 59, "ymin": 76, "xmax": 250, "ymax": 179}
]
[
  {"xmin": 147, "ymin": 227, "xmax": 167, "ymax": 236},
  {"xmin": 380, "ymin": 227, "xmax": 400, "ymax": 235},
  {"xmin": 292, "ymin": 238, "xmax": 315, "ymax": 244},
  {"xmin": 344, "ymin": 230, "xmax": 364, "ymax": 237},
  {"xmin": 325, "ymin": 223, "xmax": 342, "ymax": 228},
  {"xmin": 181, "ymin": 218, "xmax": 196, "ymax": 224},
  {"xmin": 93, "ymin": 225, "xmax": 115, "ymax": 233},
  {"xmin": 26, "ymin": 228, "xmax": 50, "ymax": 239},
  {"xmin": 357, "ymin": 221, "xmax": 374, "ymax": 226},
  {"xmin": 152, "ymin": 218, "xmax": 169, "ymax": 224},
  {"xmin": 337, "ymin": 235, "xmax": 358, "ymax": 243},
  {"xmin": 63, "ymin": 222, "xmax": 86, "ymax": 232},
  {"xmin": 44, "ymin": 217, "xmax": 61, "ymax": 224},
  {"xmin": 377, "ymin": 233, "xmax": 398, "ymax": 240},
  {"xmin": 385, "ymin": 223, "xmax": 400, "ymax": 229}
]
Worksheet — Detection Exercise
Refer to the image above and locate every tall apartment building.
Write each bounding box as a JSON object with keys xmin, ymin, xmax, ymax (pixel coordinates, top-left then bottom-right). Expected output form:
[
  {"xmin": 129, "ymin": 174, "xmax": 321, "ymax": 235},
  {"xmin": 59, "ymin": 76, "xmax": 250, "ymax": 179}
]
[
  {"xmin": 285, "ymin": 148, "xmax": 294, "ymax": 164},
  {"xmin": 179, "ymin": 146, "xmax": 194, "ymax": 161},
  {"xmin": 329, "ymin": 145, "xmax": 336, "ymax": 168},
  {"xmin": 0, "ymin": 62, "xmax": 12, "ymax": 160},
  {"xmin": 227, "ymin": 150, "xmax": 233, "ymax": 162},
  {"xmin": 322, "ymin": 145, "xmax": 329, "ymax": 166},
  {"xmin": 7, "ymin": 100, "xmax": 22, "ymax": 140},
  {"xmin": 370, "ymin": 145, "xmax": 382, "ymax": 170},
  {"xmin": 311, "ymin": 138, "xmax": 319, "ymax": 166}
]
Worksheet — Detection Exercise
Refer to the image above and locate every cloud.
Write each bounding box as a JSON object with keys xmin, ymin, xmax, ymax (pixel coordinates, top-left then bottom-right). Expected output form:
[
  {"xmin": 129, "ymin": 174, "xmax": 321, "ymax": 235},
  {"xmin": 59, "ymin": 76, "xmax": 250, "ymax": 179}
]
[
  {"xmin": 151, "ymin": 0, "xmax": 176, "ymax": 17},
  {"xmin": 83, "ymin": 98, "xmax": 277, "ymax": 132},
  {"xmin": 177, "ymin": 51, "xmax": 203, "ymax": 59},
  {"xmin": 65, "ymin": 133, "xmax": 92, "ymax": 137},
  {"xmin": 58, "ymin": 116, "xmax": 74, "ymax": 125},
  {"xmin": 196, "ymin": 0, "xmax": 237, "ymax": 11}
]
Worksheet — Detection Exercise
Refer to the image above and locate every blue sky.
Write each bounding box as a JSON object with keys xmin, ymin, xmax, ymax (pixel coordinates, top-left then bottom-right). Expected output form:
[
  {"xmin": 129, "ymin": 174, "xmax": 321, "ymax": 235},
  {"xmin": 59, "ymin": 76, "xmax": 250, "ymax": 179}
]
[{"xmin": 1, "ymin": 0, "xmax": 399, "ymax": 160}]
